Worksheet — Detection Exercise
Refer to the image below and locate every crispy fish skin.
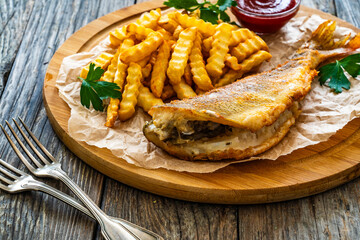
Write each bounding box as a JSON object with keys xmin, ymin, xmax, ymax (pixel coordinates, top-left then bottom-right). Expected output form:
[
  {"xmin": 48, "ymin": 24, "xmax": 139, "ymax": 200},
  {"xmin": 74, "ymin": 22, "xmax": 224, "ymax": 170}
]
[
  {"xmin": 149, "ymin": 49, "xmax": 318, "ymax": 132},
  {"xmin": 144, "ymin": 21, "xmax": 360, "ymax": 161}
]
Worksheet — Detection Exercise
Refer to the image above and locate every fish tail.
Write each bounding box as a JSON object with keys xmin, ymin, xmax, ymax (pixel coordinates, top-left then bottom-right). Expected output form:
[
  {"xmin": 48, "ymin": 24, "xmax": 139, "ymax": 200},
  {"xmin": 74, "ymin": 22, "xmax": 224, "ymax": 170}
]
[
  {"xmin": 307, "ymin": 20, "xmax": 359, "ymax": 50},
  {"xmin": 347, "ymin": 33, "xmax": 360, "ymax": 49}
]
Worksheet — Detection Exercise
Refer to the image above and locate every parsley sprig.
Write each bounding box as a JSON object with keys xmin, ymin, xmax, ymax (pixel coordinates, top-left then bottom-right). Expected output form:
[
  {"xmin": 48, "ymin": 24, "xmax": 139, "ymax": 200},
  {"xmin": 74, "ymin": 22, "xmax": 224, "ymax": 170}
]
[
  {"xmin": 319, "ymin": 53, "xmax": 360, "ymax": 93},
  {"xmin": 78, "ymin": 63, "xmax": 122, "ymax": 111},
  {"xmin": 164, "ymin": 0, "xmax": 237, "ymax": 24}
]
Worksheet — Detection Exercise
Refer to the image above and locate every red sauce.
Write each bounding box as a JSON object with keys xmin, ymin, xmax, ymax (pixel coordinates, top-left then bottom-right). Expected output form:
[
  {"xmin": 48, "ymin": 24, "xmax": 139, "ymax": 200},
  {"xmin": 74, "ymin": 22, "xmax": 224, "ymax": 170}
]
[{"xmin": 232, "ymin": 0, "xmax": 300, "ymax": 34}]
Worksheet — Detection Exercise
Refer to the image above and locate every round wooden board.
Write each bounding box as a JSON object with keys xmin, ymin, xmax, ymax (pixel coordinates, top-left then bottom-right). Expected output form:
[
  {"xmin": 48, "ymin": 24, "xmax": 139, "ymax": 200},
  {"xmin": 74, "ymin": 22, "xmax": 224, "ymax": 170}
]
[{"xmin": 43, "ymin": 0, "xmax": 360, "ymax": 204}]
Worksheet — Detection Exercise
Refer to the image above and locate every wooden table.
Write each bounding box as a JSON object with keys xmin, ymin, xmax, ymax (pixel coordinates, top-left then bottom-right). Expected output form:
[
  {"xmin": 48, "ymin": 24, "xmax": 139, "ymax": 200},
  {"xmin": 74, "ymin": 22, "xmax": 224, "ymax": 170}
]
[{"xmin": 1, "ymin": 0, "xmax": 359, "ymax": 239}]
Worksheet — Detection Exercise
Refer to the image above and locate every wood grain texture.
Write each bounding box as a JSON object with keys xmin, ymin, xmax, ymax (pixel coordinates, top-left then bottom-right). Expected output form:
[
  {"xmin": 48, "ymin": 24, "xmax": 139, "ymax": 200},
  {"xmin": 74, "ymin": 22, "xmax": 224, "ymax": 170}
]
[
  {"xmin": 0, "ymin": 0, "xmax": 34, "ymax": 96},
  {"xmin": 334, "ymin": 0, "xmax": 360, "ymax": 27},
  {"xmin": 301, "ymin": 0, "xmax": 336, "ymax": 14},
  {"xmin": 2, "ymin": 0, "xmax": 360, "ymax": 239},
  {"xmin": 97, "ymin": 178, "xmax": 238, "ymax": 240}
]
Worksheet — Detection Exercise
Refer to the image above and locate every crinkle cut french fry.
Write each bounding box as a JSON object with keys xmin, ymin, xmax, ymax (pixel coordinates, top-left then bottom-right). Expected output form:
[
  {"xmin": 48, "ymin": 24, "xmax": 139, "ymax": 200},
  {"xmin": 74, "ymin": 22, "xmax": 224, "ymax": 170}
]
[
  {"xmin": 167, "ymin": 27, "xmax": 197, "ymax": 85},
  {"xmin": 109, "ymin": 26, "xmax": 128, "ymax": 47},
  {"xmin": 161, "ymin": 84, "xmax": 176, "ymax": 100},
  {"xmin": 142, "ymin": 63, "xmax": 152, "ymax": 79},
  {"xmin": 195, "ymin": 87, "xmax": 206, "ymax": 95},
  {"xmin": 215, "ymin": 50, "xmax": 272, "ymax": 87},
  {"xmin": 158, "ymin": 13, "xmax": 178, "ymax": 33},
  {"xmin": 137, "ymin": 84, "xmax": 164, "ymax": 113},
  {"xmin": 120, "ymin": 31, "xmax": 163, "ymax": 63},
  {"xmin": 231, "ymin": 35, "xmax": 269, "ymax": 62},
  {"xmin": 118, "ymin": 63, "xmax": 142, "ymax": 121},
  {"xmin": 214, "ymin": 69, "xmax": 242, "ymax": 88},
  {"xmin": 136, "ymin": 55, "xmax": 151, "ymax": 68},
  {"xmin": 168, "ymin": 40, "xmax": 176, "ymax": 49},
  {"xmin": 225, "ymin": 54, "xmax": 242, "ymax": 71},
  {"xmin": 202, "ymin": 36, "xmax": 213, "ymax": 54},
  {"xmin": 189, "ymin": 33, "xmax": 213, "ymax": 91},
  {"xmin": 172, "ymin": 78, "xmax": 197, "ymax": 99},
  {"xmin": 101, "ymin": 48, "xmax": 122, "ymax": 82},
  {"xmin": 188, "ymin": 9, "xmax": 200, "ymax": 19},
  {"xmin": 229, "ymin": 29, "xmax": 255, "ymax": 47},
  {"xmin": 239, "ymin": 50, "xmax": 271, "ymax": 73},
  {"xmin": 151, "ymin": 40, "xmax": 171, "ymax": 98},
  {"xmin": 156, "ymin": 28, "xmax": 173, "ymax": 40},
  {"xmin": 113, "ymin": 38, "xmax": 135, "ymax": 91},
  {"xmin": 149, "ymin": 50, "xmax": 157, "ymax": 66},
  {"xmin": 80, "ymin": 52, "xmax": 114, "ymax": 79},
  {"xmin": 136, "ymin": 8, "xmax": 161, "ymax": 30},
  {"xmin": 171, "ymin": 11, "xmax": 216, "ymax": 37},
  {"xmin": 203, "ymin": 29, "xmax": 255, "ymax": 50},
  {"xmin": 105, "ymin": 98, "xmax": 120, "ymax": 127},
  {"xmin": 172, "ymin": 25, "xmax": 184, "ymax": 40},
  {"xmin": 206, "ymin": 23, "xmax": 234, "ymax": 78},
  {"xmin": 114, "ymin": 61, "xmax": 128, "ymax": 91},
  {"xmin": 127, "ymin": 23, "xmax": 154, "ymax": 40},
  {"xmin": 184, "ymin": 63, "xmax": 193, "ymax": 87},
  {"xmin": 105, "ymin": 39, "xmax": 136, "ymax": 127}
]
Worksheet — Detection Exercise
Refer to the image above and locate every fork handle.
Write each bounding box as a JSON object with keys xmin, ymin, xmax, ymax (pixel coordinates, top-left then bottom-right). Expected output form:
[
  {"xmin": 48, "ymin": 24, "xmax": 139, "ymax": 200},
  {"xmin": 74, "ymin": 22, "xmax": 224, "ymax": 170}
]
[
  {"xmin": 51, "ymin": 168, "xmax": 139, "ymax": 240},
  {"xmin": 24, "ymin": 180, "xmax": 161, "ymax": 240}
]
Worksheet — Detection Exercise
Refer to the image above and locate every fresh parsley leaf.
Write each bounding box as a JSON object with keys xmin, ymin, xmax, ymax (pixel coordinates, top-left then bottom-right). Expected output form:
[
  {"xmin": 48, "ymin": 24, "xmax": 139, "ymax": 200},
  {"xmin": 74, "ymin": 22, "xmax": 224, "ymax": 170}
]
[
  {"xmin": 338, "ymin": 53, "xmax": 360, "ymax": 78},
  {"xmin": 164, "ymin": 0, "xmax": 200, "ymax": 11},
  {"xmin": 217, "ymin": 0, "xmax": 237, "ymax": 11},
  {"xmin": 78, "ymin": 63, "xmax": 122, "ymax": 111},
  {"xmin": 200, "ymin": 7, "xmax": 219, "ymax": 24},
  {"xmin": 319, "ymin": 54, "xmax": 360, "ymax": 93},
  {"xmin": 163, "ymin": 0, "xmax": 237, "ymax": 23},
  {"xmin": 84, "ymin": 63, "xmax": 104, "ymax": 82},
  {"xmin": 219, "ymin": 11, "xmax": 231, "ymax": 22},
  {"xmin": 90, "ymin": 81, "xmax": 122, "ymax": 100},
  {"xmin": 80, "ymin": 80, "xmax": 104, "ymax": 111}
]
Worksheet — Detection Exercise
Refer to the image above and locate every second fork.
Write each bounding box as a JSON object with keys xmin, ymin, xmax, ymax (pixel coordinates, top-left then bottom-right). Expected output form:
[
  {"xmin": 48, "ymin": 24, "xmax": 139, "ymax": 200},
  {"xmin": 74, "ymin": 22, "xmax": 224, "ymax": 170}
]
[{"xmin": 0, "ymin": 118, "xmax": 158, "ymax": 240}]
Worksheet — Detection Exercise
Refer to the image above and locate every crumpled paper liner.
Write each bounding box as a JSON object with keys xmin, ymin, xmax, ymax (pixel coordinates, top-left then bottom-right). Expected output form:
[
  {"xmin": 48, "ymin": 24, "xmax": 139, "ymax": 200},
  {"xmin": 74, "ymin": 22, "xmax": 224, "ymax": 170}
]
[{"xmin": 56, "ymin": 14, "xmax": 360, "ymax": 173}]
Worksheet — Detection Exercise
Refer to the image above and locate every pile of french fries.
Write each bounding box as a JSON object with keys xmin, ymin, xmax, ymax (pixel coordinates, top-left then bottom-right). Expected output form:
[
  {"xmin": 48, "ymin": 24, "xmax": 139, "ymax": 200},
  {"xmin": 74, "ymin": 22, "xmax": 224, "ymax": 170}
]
[{"xmin": 79, "ymin": 9, "xmax": 272, "ymax": 127}]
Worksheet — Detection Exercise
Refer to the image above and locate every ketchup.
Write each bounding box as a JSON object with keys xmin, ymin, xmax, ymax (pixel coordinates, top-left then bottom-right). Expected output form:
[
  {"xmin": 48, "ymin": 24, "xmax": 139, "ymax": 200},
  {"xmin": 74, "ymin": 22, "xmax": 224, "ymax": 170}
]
[{"xmin": 232, "ymin": 0, "xmax": 300, "ymax": 34}]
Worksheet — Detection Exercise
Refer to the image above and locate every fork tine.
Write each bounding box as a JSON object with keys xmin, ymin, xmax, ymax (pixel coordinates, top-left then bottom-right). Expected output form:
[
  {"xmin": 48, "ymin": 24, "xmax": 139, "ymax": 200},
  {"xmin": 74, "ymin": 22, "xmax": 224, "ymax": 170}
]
[
  {"xmin": 17, "ymin": 118, "xmax": 56, "ymax": 163},
  {"xmin": 0, "ymin": 124, "xmax": 38, "ymax": 172},
  {"xmin": 4, "ymin": 120, "xmax": 45, "ymax": 168},
  {"xmin": 0, "ymin": 172, "xmax": 14, "ymax": 185},
  {"xmin": 12, "ymin": 118, "xmax": 52, "ymax": 165},
  {"xmin": 0, "ymin": 161, "xmax": 19, "ymax": 180},
  {"xmin": 0, "ymin": 158, "xmax": 27, "ymax": 176},
  {"xmin": 0, "ymin": 182, "xmax": 10, "ymax": 191}
]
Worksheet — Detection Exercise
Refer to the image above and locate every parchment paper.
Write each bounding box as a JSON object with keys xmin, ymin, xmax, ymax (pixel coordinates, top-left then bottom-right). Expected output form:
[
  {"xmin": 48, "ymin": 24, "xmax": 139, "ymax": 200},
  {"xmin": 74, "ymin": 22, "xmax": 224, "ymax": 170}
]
[{"xmin": 56, "ymin": 14, "xmax": 360, "ymax": 173}]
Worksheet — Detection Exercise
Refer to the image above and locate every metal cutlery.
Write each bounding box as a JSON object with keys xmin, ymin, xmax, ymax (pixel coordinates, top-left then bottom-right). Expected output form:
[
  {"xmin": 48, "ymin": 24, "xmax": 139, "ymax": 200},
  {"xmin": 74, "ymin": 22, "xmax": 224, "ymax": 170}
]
[
  {"xmin": 0, "ymin": 118, "xmax": 163, "ymax": 240},
  {"xmin": 0, "ymin": 158, "xmax": 161, "ymax": 239}
]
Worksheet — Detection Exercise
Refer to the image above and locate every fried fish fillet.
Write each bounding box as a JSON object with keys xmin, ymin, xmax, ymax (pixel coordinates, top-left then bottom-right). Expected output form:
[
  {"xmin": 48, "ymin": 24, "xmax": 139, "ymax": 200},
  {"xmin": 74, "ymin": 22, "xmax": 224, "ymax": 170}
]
[{"xmin": 144, "ymin": 21, "xmax": 360, "ymax": 161}]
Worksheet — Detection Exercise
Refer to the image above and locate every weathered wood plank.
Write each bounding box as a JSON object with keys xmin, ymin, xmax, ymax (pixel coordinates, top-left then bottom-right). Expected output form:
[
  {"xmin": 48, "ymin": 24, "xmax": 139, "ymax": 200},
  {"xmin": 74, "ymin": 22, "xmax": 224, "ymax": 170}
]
[
  {"xmin": 301, "ymin": 0, "xmax": 336, "ymax": 15},
  {"xmin": 2, "ymin": 0, "xmax": 360, "ymax": 239},
  {"xmin": 237, "ymin": 179, "xmax": 360, "ymax": 240},
  {"xmin": 0, "ymin": 0, "xmax": 35, "ymax": 97},
  {"xmin": 97, "ymin": 179, "xmax": 238, "ymax": 240},
  {"xmin": 0, "ymin": 0, "xmax": 136, "ymax": 239},
  {"xmin": 238, "ymin": 199, "xmax": 320, "ymax": 239},
  {"xmin": 334, "ymin": 0, "xmax": 360, "ymax": 27}
]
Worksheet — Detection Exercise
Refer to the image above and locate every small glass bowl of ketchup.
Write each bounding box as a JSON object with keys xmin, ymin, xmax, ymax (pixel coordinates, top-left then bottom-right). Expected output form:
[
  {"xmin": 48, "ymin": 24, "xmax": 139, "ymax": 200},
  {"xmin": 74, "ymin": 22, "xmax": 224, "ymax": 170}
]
[{"xmin": 231, "ymin": 0, "xmax": 301, "ymax": 34}]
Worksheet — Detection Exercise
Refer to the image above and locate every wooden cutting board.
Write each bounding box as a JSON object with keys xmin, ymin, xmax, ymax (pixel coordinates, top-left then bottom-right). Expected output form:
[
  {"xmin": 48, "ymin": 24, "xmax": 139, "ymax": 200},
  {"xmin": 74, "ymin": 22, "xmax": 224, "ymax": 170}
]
[{"xmin": 43, "ymin": 0, "xmax": 360, "ymax": 204}]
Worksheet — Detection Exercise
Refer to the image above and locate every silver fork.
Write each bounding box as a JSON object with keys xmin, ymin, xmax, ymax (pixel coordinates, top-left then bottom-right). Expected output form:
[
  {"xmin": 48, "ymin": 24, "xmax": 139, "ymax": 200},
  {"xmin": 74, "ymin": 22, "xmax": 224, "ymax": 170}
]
[
  {"xmin": 0, "ymin": 118, "xmax": 162, "ymax": 240},
  {"xmin": 0, "ymin": 158, "xmax": 162, "ymax": 240}
]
